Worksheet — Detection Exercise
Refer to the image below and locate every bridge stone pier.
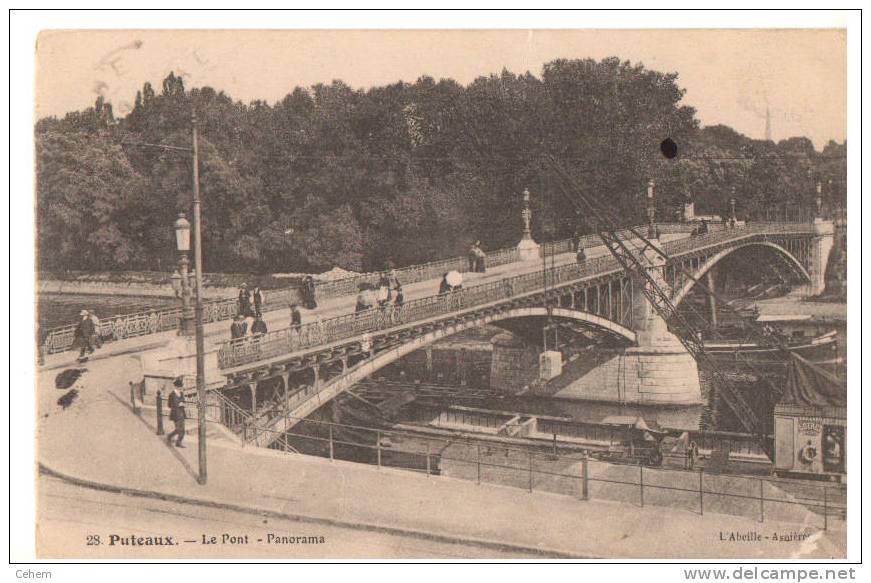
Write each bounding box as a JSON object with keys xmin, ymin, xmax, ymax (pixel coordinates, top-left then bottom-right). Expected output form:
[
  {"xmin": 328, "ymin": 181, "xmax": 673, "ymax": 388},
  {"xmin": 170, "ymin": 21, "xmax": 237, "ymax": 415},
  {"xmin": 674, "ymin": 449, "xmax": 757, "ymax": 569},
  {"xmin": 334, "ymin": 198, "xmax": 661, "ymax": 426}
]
[
  {"xmin": 552, "ymin": 238, "xmax": 703, "ymax": 406},
  {"xmin": 807, "ymin": 219, "xmax": 835, "ymax": 296},
  {"xmin": 621, "ymin": 239, "xmax": 703, "ymax": 405}
]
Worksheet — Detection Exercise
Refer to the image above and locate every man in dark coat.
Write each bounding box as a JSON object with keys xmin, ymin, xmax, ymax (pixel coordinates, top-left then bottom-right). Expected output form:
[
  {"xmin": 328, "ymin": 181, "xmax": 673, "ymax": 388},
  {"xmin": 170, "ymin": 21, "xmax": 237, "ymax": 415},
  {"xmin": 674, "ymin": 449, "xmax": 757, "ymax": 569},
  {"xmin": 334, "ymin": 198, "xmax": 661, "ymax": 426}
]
[
  {"xmin": 230, "ymin": 314, "xmax": 247, "ymax": 339},
  {"xmin": 474, "ymin": 242, "xmax": 486, "ymax": 273},
  {"xmin": 252, "ymin": 286, "xmax": 264, "ymax": 316},
  {"xmin": 290, "ymin": 304, "xmax": 302, "ymax": 330},
  {"xmin": 301, "ymin": 276, "xmax": 318, "ymax": 309},
  {"xmin": 73, "ymin": 310, "xmax": 96, "ymax": 360},
  {"xmin": 166, "ymin": 377, "xmax": 187, "ymax": 447},
  {"xmin": 238, "ymin": 283, "xmax": 252, "ymax": 316},
  {"xmin": 251, "ymin": 313, "xmax": 268, "ymax": 336}
]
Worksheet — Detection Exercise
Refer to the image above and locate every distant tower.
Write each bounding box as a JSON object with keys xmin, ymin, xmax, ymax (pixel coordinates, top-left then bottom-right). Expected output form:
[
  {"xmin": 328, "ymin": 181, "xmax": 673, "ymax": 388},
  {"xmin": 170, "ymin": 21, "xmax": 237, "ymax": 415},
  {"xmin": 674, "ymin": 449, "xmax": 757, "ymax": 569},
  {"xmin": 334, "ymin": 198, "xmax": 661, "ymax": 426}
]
[{"xmin": 765, "ymin": 105, "xmax": 772, "ymax": 142}]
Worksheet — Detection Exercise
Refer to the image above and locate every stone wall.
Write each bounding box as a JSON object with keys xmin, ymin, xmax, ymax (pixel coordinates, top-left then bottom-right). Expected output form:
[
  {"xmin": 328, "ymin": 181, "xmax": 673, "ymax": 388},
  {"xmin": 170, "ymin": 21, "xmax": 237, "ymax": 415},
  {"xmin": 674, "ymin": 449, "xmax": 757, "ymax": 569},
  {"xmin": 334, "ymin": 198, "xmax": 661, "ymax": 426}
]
[{"xmin": 489, "ymin": 331, "xmax": 540, "ymax": 394}]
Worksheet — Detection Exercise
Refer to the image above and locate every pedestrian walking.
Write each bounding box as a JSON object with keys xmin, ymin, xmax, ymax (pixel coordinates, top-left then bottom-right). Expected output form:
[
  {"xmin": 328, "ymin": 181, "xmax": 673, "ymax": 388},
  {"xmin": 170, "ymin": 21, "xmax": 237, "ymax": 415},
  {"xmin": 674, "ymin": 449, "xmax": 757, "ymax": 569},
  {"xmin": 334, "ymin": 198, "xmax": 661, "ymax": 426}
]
[
  {"xmin": 467, "ymin": 244, "xmax": 478, "ymax": 271},
  {"xmin": 238, "ymin": 283, "xmax": 252, "ymax": 317},
  {"xmin": 252, "ymin": 286, "xmax": 264, "ymax": 316},
  {"xmin": 88, "ymin": 310, "xmax": 102, "ymax": 348},
  {"xmin": 576, "ymin": 246, "xmax": 587, "ymax": 265},
  {"xmin": 474, "ymin": 242, "xmax": 486, "ymax": 273},
  {"xmin": 73, "ymin": 310, "xmax": 95, "ymax": 361},
  {"xmin": 687, "ymin": 440, "xmax": 699, "ymax": 470},
  {"xmin": 377, "ymin": 273, "xmax": 392, "ymax": 307},
  {"xmin": 251, "ymin": 313, "xmax": 268, "ymax": 336},
  {"xmin": 355, "ymin": 285, "xmax": 375, "ymax": 313},
  {"xmin": 290, "ymin": 304, "xmax": 302, "ymax": 329},
  {"xmin": 230, "ymin": 314, "xmax": 247, "ymax": 339},
  {"xmin": 301, "ymin": 275, "xmax": 318, "ymax": 310},
  {"xmin": 438, "ymin": 273, "xmax": 452, "ymax": 295},
  {"xmin": 166, "ymin": 377, "xmax": 187, "ymax": 448}
]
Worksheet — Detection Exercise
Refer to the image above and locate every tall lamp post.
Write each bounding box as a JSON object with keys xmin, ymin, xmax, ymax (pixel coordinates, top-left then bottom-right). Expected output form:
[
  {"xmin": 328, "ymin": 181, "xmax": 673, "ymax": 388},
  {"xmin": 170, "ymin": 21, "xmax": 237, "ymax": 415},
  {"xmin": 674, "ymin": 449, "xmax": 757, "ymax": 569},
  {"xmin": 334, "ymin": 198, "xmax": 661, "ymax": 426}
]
[
  {"xmin": 815, "ymin": 181, "xmax": 823, "ymax": 219},
  {"xmin": 516, "ymin": 187, "xmax": 540, "ymax": 261},
  {"xmin": 646, "ymin": 180, "xmax": 656, "ymax": 239},
  {"xmin": 123, "ymin": 112, "xmax": 207, "ymax": 485},
  {"xmin": 190, "ymin": 113, "xmax": 207, "ymax": 486},
  {"xmin": 171, "ymin": 213, "xmax": 196, "ymax": 336}
]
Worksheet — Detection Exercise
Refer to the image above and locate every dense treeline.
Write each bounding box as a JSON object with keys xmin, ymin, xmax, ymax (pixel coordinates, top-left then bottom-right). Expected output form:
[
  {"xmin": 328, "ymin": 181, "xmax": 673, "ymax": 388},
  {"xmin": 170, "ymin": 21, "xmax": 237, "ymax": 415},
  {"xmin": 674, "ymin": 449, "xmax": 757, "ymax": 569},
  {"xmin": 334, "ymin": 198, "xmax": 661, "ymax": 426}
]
[{"xmin": 35, "ymin": 58, "xmax": 846, "ymax": 274}]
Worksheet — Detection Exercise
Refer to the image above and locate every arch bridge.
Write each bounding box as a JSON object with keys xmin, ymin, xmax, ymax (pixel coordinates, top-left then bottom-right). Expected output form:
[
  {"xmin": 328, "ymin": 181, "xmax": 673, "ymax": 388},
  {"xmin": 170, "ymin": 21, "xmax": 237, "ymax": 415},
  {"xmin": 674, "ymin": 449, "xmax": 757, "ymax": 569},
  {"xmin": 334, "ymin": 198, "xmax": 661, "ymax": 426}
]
[{"xmin": 210, "ymin": 221, "xmax": 832, "ymax": 447}]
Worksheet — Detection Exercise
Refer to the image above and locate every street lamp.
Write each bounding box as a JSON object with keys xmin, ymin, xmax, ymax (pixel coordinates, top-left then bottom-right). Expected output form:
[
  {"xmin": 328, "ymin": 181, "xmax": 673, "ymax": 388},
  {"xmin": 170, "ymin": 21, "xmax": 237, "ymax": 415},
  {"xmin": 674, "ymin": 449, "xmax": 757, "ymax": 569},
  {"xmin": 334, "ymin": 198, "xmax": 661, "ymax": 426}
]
[
  {"xmin": 124, "ymin": 112, "xmax": 207, "ymax": 486},
  {"xmin": 729, "ymin": 195, "xmax": 737, "ymax": 224},
  {"xmin": 646, "ymin": 179, "xmax": 656, "ymax": 238},
  {"xmin": 815, "ymin": 181, "xmax": 823, "ymax": 218},
  {"xmin": 521, "ymin": 188, "xmax": 533, "ymax": 240},
  {"xmin": 173, "ymin": 213, "xmax": 196, "ymax": 337}
]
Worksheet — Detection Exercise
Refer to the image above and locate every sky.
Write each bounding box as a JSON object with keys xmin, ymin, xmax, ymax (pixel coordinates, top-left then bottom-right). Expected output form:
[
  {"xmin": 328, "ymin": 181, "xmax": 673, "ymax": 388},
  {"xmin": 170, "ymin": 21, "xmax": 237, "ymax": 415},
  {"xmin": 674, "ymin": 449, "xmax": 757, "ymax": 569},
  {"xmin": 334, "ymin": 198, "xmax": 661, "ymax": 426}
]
[{"xmin": 35, "ymin": 29, "xmax": 846, "ymax": 149}]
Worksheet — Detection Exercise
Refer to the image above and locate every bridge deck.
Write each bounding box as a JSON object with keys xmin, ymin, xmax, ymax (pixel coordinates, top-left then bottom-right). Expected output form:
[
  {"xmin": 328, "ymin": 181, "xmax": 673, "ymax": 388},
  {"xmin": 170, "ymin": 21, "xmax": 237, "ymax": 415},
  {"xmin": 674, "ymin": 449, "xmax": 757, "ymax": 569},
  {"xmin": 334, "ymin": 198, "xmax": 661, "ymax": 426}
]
[
  {"xmin": 219, "ymin": 233, "xmax": 690, "ymax": 375},
  {"xmin": 219, "ymin": 223, "xmax": 816, "ymax": 376}
]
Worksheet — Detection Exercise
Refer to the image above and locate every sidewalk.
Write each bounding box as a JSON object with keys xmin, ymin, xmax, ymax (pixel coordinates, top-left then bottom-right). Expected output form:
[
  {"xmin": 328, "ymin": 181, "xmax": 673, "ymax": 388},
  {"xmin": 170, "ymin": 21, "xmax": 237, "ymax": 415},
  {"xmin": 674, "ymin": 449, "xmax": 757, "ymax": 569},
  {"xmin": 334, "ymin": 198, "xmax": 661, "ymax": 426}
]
[{"xmin": 37, "ymin": 354, "xmax": 845, "ymax": 559}]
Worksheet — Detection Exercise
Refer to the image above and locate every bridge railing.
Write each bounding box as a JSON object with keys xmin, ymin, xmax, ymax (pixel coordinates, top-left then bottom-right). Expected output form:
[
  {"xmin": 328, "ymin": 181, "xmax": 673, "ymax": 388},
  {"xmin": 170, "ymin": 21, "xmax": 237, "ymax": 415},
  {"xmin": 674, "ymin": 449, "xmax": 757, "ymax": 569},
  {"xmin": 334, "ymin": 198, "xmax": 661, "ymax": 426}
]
[
  {"xmin": 218, "ymin": 253, "xmax": 626, "ymax": 369},
  {"xmin": 42, "ymin": 296, "xmax": 241, "ymax": 355},
  {"xmin": 43, "ymin": 221, "xmax": 814, "ymax": 356},
  {"xmin": 657, "ymin": 222, "xmax": 815, "ymax": 257}
]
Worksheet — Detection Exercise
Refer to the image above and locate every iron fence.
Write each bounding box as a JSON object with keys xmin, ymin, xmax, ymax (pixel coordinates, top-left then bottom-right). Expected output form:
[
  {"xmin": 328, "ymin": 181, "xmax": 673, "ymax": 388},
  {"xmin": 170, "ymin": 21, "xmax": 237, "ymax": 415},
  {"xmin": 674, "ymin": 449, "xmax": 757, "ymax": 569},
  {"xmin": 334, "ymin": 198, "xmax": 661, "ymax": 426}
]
[{"xmin": 195, "ymin": 407, "xmax": 845, "ymax": 529}]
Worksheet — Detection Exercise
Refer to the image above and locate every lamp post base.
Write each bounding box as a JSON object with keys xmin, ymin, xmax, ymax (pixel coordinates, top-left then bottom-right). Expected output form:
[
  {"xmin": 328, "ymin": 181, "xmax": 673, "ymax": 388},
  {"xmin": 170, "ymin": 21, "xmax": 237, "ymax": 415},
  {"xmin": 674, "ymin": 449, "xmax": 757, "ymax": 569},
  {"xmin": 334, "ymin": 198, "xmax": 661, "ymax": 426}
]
[{"xmin": 517, "ymin": 237, "xmax": 540, "ymax": 262}]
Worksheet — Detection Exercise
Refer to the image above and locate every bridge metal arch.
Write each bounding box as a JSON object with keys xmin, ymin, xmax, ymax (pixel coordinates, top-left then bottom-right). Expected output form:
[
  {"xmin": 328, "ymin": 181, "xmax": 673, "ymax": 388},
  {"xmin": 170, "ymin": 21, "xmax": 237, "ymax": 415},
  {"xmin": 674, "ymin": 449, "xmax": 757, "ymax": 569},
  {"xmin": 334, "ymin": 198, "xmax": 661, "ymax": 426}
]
[
  {"xmin": 232, "ymin": 306, "xmax": 637, "ymax": 436},
  {"xmin": 670, "ymin": 240, "xmax": 812, "ymax": 308},
  {"xmin": 325, "ymin": 305, "xmax": 637, "ymax": 389},
  {"xmin": 228, "ymin": 304, "xmax": 637, "ymax": 388}
]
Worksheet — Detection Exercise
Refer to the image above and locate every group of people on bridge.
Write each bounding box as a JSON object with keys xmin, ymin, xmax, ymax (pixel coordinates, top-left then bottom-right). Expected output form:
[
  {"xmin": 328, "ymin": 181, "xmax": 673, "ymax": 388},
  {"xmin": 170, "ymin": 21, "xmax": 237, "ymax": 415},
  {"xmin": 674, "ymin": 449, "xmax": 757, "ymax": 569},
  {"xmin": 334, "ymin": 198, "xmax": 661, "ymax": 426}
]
[
  {"xmin": 468, "ymin": 242, "xmax": 487, "ymax": 273},
  {"xmin": 356, "ymin": 269, "xmax": 404, "ymax": 313},
  {"xmin": 230, "ymin": 279, "xmax": 313, "ymax": 342}
]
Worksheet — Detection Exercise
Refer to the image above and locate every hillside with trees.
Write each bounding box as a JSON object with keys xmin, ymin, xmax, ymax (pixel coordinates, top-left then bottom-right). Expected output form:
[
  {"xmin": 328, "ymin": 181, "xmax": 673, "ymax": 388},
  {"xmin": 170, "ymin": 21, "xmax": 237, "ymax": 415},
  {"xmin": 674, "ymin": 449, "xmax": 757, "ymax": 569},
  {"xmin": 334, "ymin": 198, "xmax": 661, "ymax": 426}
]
[{"xmin": 35, "ymin": 59, "xmax": 846, "ymax": 274}]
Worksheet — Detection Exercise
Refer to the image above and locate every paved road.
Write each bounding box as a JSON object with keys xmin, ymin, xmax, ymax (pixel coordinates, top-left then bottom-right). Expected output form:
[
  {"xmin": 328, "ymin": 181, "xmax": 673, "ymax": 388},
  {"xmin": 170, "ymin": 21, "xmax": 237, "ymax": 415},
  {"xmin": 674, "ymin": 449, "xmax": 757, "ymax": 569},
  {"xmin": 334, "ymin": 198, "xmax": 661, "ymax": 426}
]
[{"xmin": 37, "ymin": 474, "xmax": 542, "ymax": 559}]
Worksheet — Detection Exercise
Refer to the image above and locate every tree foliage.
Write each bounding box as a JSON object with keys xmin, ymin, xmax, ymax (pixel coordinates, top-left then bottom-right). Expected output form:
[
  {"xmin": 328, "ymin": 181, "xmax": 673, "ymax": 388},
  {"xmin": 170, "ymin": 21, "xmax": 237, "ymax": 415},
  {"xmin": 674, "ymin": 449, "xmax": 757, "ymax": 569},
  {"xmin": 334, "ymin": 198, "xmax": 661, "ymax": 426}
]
[{"xmin": 35, "ymin": 59, "xmax": 846, "ymax": 274}]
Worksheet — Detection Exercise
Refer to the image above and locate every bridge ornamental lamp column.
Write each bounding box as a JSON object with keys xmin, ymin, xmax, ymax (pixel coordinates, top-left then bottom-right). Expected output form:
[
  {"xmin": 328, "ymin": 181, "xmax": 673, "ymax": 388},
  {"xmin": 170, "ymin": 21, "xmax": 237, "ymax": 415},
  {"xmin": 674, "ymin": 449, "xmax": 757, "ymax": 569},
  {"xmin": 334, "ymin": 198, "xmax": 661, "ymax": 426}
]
[
  {"xmin": 517, "ymin": 187, "xmax": 540, "ymax": 261},
  {"xmin": 816, "ymin": 181, "xmax": 823, "ymax": 219},
  {"xmin": 522, "ymin": 188, "xmax": 532, "ymax": 238},
  {"xmin": 730, "ymin": 196, "xmax": 737, "ymax": 224},
  {"xmin": 173, "ymin": 213, "xmax": 195, "ymax": 337},
  {"xmin": 646, "ymin": 180, "xmax": 656, "ymax": 239}
]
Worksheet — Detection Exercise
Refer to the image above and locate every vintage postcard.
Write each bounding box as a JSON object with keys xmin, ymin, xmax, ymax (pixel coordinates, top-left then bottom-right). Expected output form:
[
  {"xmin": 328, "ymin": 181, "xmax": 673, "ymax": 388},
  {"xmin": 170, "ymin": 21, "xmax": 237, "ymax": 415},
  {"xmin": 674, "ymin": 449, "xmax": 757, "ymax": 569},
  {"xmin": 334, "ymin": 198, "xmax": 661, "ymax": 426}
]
[{"xmin": 27, "ymin": 24, "xmax": 850, "ymax": 562}]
